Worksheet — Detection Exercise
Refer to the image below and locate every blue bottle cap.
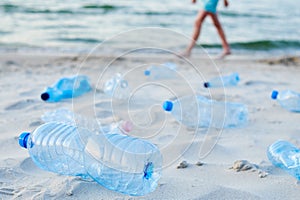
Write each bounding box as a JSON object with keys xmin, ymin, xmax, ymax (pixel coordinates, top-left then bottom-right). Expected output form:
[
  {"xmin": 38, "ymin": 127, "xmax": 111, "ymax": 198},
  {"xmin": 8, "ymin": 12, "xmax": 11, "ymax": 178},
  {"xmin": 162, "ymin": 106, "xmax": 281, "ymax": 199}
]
[
  {"xmin": 144, "ymin": 70, "xmax": 150, "ymax": 76},
  {"xmin": 271, "ymin": 90, "xmax": 279, "ymax": 99},
  {"xmin": 19, "ymin": 132, "xmax": 30, "ymax": 149},
  {"xmin": 163, "ymin": 101, "xmax": 173, "ymax": 111},
  {"xmin": 204, "ymin": 82, "xmax": 210, "ymax": 88},
  {"xmin": 41, "ymin": 92, "xmax": 50, "ymax": 101},
  {"xmin": 234, "ymin": 73, "xmax": 240, "ymax": 81}
]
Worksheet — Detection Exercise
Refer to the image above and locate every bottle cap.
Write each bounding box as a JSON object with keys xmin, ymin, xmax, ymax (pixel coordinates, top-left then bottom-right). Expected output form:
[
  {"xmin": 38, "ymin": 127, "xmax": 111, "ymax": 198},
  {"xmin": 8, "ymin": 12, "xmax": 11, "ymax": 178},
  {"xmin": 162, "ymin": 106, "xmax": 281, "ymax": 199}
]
[
  {"xmin": 41, "ymin": 92, "xmax": 50, "ymax": 101},
  {"xmin": 204, "ymin": 82, "xmax": 210, "ymax": 88},
  {"xmin": 271, "ymin": 90, "xmax": 279, "ymax": 99},
  {"xmin": 234, "ymin": 73, "xmax": 240, "ymax": 81},
  {"xmin": 19, "ymin": 132, "xmax": 30, "ymax": 149},
  {"xmin": 144, "ymin": 70, "xmax": 150, "ymax": 76},
  {"xmin": 163, "ymin": 101, "xmax": 173, "ymax": 111}
]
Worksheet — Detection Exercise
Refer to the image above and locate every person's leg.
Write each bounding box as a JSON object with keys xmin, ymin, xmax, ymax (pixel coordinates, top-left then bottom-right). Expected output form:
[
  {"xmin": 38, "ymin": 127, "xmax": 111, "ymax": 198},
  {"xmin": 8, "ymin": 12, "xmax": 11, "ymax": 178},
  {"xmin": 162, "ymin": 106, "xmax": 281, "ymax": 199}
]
[
  {"xmin": 183, "ymin": 10, "xmax": 208, "ymax": 57},
  {"xmin": 209, "ymin": 13, "xmax": 231, "ymax": 57}
]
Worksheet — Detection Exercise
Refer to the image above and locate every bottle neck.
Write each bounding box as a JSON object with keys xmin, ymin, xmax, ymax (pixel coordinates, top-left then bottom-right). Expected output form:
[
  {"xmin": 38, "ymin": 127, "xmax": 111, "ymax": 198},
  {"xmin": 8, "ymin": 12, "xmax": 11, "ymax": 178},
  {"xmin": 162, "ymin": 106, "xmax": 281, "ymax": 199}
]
[{"xmin": 19, "ymin": 132, "xmax": 30, "ymax": 148}]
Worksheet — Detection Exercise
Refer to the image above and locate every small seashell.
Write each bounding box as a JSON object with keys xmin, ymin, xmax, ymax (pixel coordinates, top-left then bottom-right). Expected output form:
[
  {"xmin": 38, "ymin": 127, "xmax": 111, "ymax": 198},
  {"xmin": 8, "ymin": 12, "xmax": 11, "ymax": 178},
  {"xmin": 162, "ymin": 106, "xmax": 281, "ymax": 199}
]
[
  {"xmin": 230, "ymin": 160, "xmax": 257, "ymax": 172},
  {"xmin": 195, "ymin": 161, "xmax": 204, "ymax": 166},
  {"xmin": 177, "ymin": 161, "xmax": 188, "ymax": 169}
]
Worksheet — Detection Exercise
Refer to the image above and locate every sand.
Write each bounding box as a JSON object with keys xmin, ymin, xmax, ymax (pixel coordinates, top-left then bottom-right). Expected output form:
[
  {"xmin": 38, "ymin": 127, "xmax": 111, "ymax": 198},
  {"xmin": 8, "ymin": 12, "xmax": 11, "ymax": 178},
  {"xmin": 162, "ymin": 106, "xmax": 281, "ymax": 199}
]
[{"xmin": 1, "ymin": 52, "xmax": 300, "ymax": 199}]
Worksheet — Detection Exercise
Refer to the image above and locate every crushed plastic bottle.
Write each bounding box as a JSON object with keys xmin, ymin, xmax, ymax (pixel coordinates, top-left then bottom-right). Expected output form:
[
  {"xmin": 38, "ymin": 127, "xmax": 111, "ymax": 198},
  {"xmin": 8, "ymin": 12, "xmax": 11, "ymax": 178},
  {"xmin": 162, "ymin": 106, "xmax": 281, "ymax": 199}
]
[
  {"xmin": 19, "ymin": 122, "xmax": 162, "ymax": 196},
  {"xmin": 41, "ymin": 75, "xmax": 92, "ymax": 102},
  {"xmin": 104, "ymin": 73, "xmax": 129, "ymax": 100},
  {"xmin": 271, "ymin": 90, "xmax": 300, "ymax": 112},
  {"xmin": 144, "ymin": 62, "xmax": 177, "ymax": 80},
  {"xmin": 204, "ymin": 72, "xmax": 240, "ymax": 88},
  {"xmin": 267, "ymin": 140, "xmax": 300, "ymax": 180},
  {"xmin": 41, "ymin": 108, "xmax": 133, "ymax": 134},
  {"xmin": 162, "ymin": 95, "xmax": 247, "ymax": 129}
]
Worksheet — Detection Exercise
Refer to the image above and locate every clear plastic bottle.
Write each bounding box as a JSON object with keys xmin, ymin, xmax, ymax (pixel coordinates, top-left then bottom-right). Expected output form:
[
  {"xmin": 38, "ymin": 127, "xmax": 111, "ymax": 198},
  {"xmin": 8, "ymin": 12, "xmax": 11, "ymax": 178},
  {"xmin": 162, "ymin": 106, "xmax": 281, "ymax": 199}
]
[
  {"xmin": 271, "ymin": 90, "xmax": 300, "ymax": 112},
  {"xmin": 162, "ymin": 95, "xmax": 247, "ymax": 129},
  {"xmin": 104, "ymin": 73, "xmax": 129, "ymax": 100},
  {"xmin": 41, "ymin": 108, "xmax": 133, "ymax": 134},
  {"xmin": 204, "ymin": 72, "xmax": 240, "ymax": 88},
  {"xmin": 144, "ymin": 62, "xmax": 177, "ymax": 80},
  {"xmin": 267, "ymin": 140, "xmax": 300, "ymax": 180},
  {"xmin": 19, "ymin": 122, "xmax": 162, "ymax": 196},
  {"xmin": 41, "ymin": 75, "xmax": 92, "ymax": 102}
]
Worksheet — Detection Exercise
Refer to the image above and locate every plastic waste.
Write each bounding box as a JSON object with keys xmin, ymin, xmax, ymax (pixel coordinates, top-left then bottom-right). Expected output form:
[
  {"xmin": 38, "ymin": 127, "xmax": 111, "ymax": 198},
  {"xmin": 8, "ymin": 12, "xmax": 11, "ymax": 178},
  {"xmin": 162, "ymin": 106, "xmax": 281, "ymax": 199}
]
[
  {"xmin": 41, "ymin": 108, "xmax": 133, "ymax": 134},
  {"xmin": 204, "ymin": 72, "xmax": 240, "ymax": 88},
  {"xmin": 104, "ymin": 73, "xmax": 129, "ymax": 100},
  {"xmin": 267, "ymin": 140, "xmax": 300, "ymax": 180},
  {"xmin": 19, "ymin": 122, "xmax": 162, "ymax": 196},
  {"xmin": 144, "ymin": 62, "xmax": 177, "ymax": 80},
  {"xmin": 162, "ymin": 95, "xmax": 247, "ymax": 129},
  {"xmin": 271, "ymin": 90, "xmax": 300, "ymax": 112},
  {"xmin": 41, "ymin": 75, "xmax": 92, "ymax": 102}
]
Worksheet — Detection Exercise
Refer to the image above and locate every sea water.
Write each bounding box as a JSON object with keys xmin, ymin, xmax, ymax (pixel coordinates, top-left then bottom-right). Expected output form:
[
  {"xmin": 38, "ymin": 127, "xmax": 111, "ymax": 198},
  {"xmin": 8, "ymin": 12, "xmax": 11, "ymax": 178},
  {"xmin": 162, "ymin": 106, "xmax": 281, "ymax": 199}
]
[{"xmin": 0, "ymin": 0, "xmax": 299, "ymax": 56}]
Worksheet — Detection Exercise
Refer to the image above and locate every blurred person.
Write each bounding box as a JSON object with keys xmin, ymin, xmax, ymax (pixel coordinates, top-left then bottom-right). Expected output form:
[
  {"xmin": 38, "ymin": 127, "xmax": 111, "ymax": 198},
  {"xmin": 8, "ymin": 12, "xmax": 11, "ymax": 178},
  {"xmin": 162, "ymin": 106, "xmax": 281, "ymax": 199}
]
[{"xmin": 183, "ymin": 0, "xmax": 231, "ymax": 58}]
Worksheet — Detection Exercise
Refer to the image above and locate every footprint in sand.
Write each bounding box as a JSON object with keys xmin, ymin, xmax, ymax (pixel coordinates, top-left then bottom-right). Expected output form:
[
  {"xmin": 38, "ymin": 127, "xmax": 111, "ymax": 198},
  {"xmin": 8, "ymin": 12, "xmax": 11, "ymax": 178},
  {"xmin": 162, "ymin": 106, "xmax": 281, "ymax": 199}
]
[
  {"xmin": 0, "ymin": 167, "xmax": 24, "ymax": 182},
  {"xmin": 29, "ymin": 120, "xmax": 43, "ymax": 127},
  {"xmin": 96, "ymin": 110, "xmax": 113, "ymax": 118},
  {"xmin": 95, "ymin": 101, "xmax": 112, "ymax": 110},
  {"xmin": 157, "ymin": 135, "xmax": 175, "ymax": 144},
  {"xmin": 5, "ymin": 99, "xmax": 36, "ymax": 111},
  {"xmin": 20, "ymin": 158, "xmax": 53, "ymax": 177},
  {"xmin": 5, "ymin": 60, "xmax": 19, "ymax": 66},
  {"xmin": 19, "ymin": 89, "xmax": 37, "ymax": 97},
  {"xmin": 0, "ymin": 187, "xmax": 15, "ymax": 196},
  {"xmin": 245, "ymin": 80, "xmax": 287, "ymax": 86}
]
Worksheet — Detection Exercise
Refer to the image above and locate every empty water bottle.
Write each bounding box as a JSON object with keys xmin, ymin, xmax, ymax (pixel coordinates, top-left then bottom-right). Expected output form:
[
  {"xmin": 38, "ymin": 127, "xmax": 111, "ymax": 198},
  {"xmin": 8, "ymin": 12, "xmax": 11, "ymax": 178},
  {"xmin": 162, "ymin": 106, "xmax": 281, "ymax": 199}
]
[
  {"xmin": 267, "ymin": 140, "xmax": 300, "ymax": 180},
  {"xmin": 41, "ymin": 75, "xmax": 92, "ymax": 102},
  {"xmin": 204, "ymin": 72, "xmax": 240, "ymax": 88},
  {"xmin": 104, "ymin": 73, "xmax": 129, "ymax": 100},
  {"xmin": 271, "ymin": 90, "xmax": 300, "ymax": 112},
  {"xmin": 144, "ymin": 62, "xmax": 177, "ymax": 80},
  {"xmin": 41, "ymin": 108, "xmax": 133, "ymax": 134},
  {"xmin": 19, "ymin": 122, "xmax": 162, "ymax": 196},
  {"xmin": 162, "ymin": 95, "xmax": 247, "ymax": 129}
]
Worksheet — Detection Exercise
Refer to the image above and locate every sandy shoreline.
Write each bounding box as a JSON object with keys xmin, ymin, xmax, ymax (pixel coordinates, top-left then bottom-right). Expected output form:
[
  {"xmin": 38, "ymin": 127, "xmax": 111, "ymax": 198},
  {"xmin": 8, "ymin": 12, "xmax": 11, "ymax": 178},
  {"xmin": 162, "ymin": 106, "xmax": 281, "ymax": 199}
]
[{"xmin": 1, "ymin": 52, "xmax": 300, "ymax": 199}]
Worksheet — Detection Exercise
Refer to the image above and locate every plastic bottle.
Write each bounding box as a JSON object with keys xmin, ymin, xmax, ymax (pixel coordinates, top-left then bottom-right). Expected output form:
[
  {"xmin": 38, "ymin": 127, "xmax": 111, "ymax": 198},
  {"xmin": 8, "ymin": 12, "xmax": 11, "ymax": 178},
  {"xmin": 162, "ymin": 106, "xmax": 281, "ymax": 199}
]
[
  {"xmin": 144, "ymin": 62, "xmax": 177, "ymax": 80},
  {"xmin": 41, "ymin": 75, "xmax": 92, "ymax": 102},
  {"xmin": 162, "ymin": 95, "xmax": 247, "ymax": 129},
  {"xmin": 271, "ymin": 90, "xmax": 300, "ymax": 112},
  {"xmin": 41, "ymin": 108, "xmax": 133, "ymax": 134},
  {"xmin": 267, "ymin": 140, "xmax": 300, "ymax": 180},
  {"xmin": 204, "ymin": 72, "xmax": 240, "ymax": 88},
  {"xmin": 19, "ymin": 122, "xmax": 162, "ymax": 196},
  {"xmin": 104, "ymin": 73, "xmax": 129, "ymax": 100}
]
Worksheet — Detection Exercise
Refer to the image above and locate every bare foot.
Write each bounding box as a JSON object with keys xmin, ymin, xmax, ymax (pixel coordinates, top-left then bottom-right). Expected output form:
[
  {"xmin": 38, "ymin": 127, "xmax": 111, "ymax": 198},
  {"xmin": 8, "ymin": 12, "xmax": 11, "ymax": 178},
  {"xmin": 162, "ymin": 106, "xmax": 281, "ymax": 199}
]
[
  {"xmin": 216, "ymin": 50, "xmax": 231, "ymax": 60},
  {"xmin": 179, "ymin": 50, "xmax": 191, "ymax": 58}
]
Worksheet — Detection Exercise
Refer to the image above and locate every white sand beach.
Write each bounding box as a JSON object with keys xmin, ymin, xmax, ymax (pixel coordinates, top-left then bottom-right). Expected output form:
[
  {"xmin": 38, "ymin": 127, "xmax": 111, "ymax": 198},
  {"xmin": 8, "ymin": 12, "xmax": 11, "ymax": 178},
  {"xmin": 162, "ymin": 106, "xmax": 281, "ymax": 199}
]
[{"xmin": 1, "ymin": 52, "xmax": 300, "ymax": 199}]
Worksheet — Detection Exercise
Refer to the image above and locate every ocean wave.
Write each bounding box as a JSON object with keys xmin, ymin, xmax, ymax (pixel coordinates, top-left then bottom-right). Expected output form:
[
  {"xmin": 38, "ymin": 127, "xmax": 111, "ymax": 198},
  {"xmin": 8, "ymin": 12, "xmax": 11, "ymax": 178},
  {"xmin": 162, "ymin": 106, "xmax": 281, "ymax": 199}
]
[
  {"xmin": 0, "ymin": 4, "xmax": 74, "ymax": 14},
  {"xmin": 0, "ymin": 42, "xmax": 41, "ymax": 50},
  {"xmin": 219, "ymin": 11, "xmax": 275, "ymax": 19},
  {"xmin": 0, "ymin": 31, "xmax": 12, "ymax": 35},
  {"xmin": 82, "ymin": 4, "xmax": 123, "ymax": 10},
  {"xmin": 134, "ymin": 10, "xmax": 195, "ymax": 16},
  {"xmin": 25, "ymin": 9, "xmax": 74, "ymax": 14},
  {"xmin": 40, "ymin": 25, "xmax": 89, "ymax": 30},
  {"xmin": 0, "ymin": 3, "xmax": 120, "ymax": 14},
  {"xmin": 54, "ymin": 37, "xmax": 102, "ymax": 44},
  {"xmin": 200, "ymin": 40, "xmax": 300, "ymax": 50},
  {"xmin": 0, "ymin": 3, "xmax": 19, "ymax": 12}
]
